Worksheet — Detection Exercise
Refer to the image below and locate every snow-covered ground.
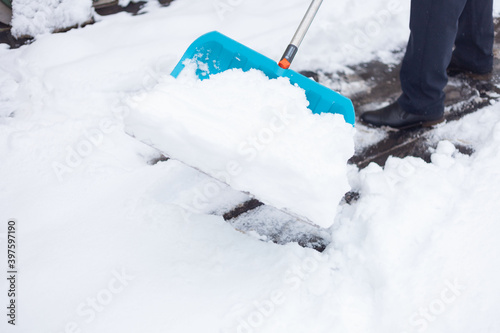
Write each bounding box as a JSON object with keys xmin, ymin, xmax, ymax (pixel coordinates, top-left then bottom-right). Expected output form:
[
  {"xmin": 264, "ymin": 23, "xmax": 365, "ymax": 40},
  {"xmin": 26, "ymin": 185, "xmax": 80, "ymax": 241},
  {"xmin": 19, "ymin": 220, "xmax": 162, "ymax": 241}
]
[{"xmin": 1, "ymin": 0, "xmax": 500, "ymax": 332}]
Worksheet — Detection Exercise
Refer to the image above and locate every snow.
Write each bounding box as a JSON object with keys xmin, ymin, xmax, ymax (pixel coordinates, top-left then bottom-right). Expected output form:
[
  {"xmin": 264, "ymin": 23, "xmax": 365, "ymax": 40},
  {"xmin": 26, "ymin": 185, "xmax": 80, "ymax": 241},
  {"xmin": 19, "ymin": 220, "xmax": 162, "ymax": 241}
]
[
  {"xmin": 125, "ymin": 65, "xmax": 354, "ymax": 227},
  {"xmin": 1, "ymin": 1, "xmax": 500, "ymax": 332},
  {"xmin": 11, "ymin": 0, "xmax": 93, "ymax": 38}
]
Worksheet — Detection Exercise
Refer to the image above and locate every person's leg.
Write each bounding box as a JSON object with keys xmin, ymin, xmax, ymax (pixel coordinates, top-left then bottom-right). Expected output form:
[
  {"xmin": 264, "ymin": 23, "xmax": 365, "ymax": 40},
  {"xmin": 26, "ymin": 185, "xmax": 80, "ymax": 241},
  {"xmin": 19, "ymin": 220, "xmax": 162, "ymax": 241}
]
[
  {"xmin": 397, "ymin": 0, "xmax": 468, "ymax": 116},
  {"xmin": 451, "ymin": 0, "xmax": 494, "ymax": 74}
]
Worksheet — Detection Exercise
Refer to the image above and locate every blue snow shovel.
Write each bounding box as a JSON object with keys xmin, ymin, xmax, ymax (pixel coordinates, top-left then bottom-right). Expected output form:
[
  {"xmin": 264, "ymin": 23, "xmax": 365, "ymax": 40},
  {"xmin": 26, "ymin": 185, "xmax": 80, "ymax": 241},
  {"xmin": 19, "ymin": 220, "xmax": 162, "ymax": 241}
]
[{"xmin": 170, "ymin": 0, "xmax": 355, "ymax": 125}]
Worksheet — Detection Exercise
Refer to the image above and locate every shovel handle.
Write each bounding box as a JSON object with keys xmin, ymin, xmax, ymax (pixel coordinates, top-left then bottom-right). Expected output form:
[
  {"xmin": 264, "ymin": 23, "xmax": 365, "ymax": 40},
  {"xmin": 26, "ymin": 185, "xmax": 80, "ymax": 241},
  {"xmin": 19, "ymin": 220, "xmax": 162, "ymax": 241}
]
[{"xmin": 279, "ymin": 0, "xmax": 323, "ymax": 69}]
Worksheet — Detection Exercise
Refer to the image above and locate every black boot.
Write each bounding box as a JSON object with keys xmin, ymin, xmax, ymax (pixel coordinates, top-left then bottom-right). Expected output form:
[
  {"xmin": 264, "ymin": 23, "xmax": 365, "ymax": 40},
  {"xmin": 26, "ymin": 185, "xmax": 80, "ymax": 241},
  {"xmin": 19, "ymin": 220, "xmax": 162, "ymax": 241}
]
[
  {"xmin": 447, "ymin": 56, "xmax": 493, "ymax": 80},
  {"xmin": 360, "ymin": 102, "xmax": 444, "ymax": 130}
]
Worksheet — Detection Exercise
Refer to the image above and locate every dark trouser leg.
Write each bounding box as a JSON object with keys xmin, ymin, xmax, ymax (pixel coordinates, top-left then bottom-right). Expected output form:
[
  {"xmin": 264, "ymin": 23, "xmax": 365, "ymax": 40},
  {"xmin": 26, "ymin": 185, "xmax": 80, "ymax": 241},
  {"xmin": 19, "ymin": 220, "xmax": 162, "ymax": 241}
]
[
  {"xmin": 452, "ymin": 0, "xmax": 494, "ymax": 74},
  {"xmin": 398, "ymin": 0, "xmax": 468, "ymax": 116}
]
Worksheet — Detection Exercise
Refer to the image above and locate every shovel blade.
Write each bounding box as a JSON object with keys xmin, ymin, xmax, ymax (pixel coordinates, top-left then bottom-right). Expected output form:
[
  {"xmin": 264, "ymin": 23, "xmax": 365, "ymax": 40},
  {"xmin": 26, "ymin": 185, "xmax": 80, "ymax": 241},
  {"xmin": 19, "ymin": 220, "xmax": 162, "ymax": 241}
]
[{"xmin": 171, "ymin": 31, "xmax": 355, "ymax": 125}]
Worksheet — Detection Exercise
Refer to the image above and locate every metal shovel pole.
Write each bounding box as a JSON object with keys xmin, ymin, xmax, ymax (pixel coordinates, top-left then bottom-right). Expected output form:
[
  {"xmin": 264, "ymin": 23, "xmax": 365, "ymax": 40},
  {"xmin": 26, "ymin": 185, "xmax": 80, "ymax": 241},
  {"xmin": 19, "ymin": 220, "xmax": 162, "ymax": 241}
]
[{"xmin": 278, "ymin": 0, "xmax": 324, "ymax": 69}]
